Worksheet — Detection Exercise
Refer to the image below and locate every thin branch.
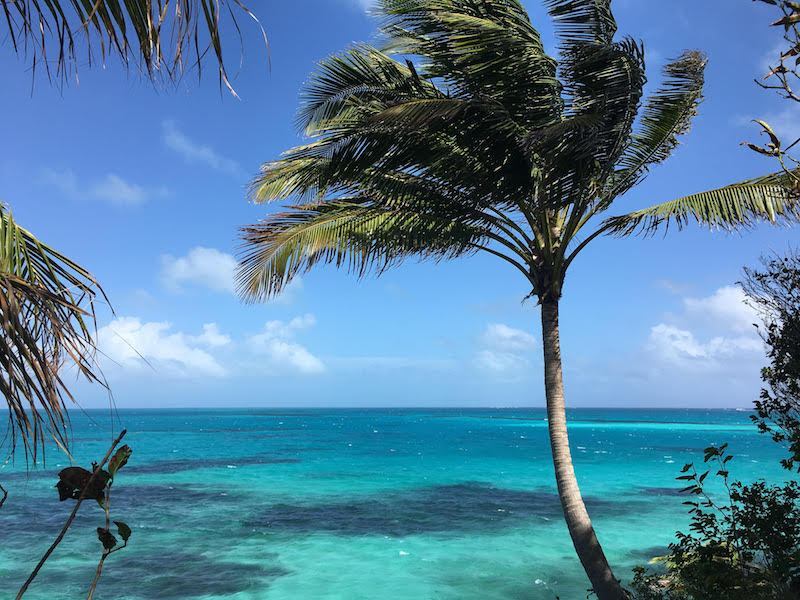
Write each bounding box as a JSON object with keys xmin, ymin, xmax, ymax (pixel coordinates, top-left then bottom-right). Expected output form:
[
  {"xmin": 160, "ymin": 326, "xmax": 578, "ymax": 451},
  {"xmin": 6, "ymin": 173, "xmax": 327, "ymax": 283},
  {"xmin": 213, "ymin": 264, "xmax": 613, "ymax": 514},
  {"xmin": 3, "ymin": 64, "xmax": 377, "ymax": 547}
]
[
  {"xmin": 86, "ymin": 479, "xmax": 113, "ymax": 600},
  {"xmin": 0, "ymin": 482, "xmax": 7, "ymax": 508},
  {"xmin": 470, "ymin": 243, "xmax": 534, "ymax": 286},
  {"xmin": 16, "ymin": 429, "xmax": 127, "ymax": 600},
  {"xmin": 563, "ymin": 220, "xmax": 616, "ymax": 271}
]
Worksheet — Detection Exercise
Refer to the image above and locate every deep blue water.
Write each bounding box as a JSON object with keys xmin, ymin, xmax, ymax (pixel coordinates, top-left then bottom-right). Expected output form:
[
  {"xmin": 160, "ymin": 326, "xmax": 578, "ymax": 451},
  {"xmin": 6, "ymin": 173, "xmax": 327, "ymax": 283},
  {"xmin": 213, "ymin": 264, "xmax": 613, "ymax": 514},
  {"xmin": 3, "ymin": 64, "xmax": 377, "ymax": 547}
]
[{"xmin": 0, "ymin": 408, "xmax": 791, "ymax": 599}]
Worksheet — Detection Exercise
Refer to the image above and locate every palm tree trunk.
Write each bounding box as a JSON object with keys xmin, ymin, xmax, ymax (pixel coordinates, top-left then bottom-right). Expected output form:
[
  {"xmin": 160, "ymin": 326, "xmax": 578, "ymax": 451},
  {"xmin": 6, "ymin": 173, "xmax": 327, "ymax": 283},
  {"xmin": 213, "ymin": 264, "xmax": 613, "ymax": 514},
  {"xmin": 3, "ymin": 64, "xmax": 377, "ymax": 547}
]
[{"xmin": 540, "ymin": 299, "xmax": 627, "ymax": 600}]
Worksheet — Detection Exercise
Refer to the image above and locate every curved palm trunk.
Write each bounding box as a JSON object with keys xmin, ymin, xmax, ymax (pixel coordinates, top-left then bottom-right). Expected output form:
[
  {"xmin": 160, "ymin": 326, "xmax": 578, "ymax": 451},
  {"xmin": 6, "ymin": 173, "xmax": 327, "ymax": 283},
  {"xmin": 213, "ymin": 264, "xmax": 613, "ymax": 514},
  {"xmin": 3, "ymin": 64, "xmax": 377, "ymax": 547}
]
[{"xmin": 540, "ymin": 300, "xmax": 627, "ymax": 600}]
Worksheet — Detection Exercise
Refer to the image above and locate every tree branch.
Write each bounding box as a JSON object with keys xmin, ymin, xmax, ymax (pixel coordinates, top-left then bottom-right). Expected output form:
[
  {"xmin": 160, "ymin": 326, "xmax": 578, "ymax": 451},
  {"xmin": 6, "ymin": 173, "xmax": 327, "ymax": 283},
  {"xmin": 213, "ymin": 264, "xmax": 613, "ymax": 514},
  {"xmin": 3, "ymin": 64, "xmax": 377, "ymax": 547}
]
[{"xmin": 16, "ymin": 429, "xmax": 127, "ymax": 600}]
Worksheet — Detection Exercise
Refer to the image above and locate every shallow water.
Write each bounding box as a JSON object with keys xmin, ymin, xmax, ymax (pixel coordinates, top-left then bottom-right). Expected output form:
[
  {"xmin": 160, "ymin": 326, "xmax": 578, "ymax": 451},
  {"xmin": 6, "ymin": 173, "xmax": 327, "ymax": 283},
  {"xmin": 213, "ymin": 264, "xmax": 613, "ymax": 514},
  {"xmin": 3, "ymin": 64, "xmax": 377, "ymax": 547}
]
[{"xmin": 0, "ymin": 408, "xmax": 790, "ymax": 599}]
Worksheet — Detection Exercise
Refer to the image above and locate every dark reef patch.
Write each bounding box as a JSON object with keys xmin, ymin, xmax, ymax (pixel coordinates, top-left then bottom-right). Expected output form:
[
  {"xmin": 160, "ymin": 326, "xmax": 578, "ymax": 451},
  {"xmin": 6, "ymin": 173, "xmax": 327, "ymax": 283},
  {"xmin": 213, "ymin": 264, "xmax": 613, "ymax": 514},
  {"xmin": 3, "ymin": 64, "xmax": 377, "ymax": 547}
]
[
  {"xmin": 97, "ymin": 553, "xmax": 290, "ymax": 598},
  {"xmin": 246, "ymin": 481, "xmax": 644, "ymax": 537},
  {"xmin": 0, "ymin": 484, "xmax": 242, "ymax": 546},
  {"xmin": 0, "ymin": 552, "xmax": 289, "ymax": 599},
  {"xmin": 639, "ymin": 486, "xmax": 685, "ymax": 497},
  {"xmin": 125, "ymin": 455, "xmax": 299, "ymax": 475}
]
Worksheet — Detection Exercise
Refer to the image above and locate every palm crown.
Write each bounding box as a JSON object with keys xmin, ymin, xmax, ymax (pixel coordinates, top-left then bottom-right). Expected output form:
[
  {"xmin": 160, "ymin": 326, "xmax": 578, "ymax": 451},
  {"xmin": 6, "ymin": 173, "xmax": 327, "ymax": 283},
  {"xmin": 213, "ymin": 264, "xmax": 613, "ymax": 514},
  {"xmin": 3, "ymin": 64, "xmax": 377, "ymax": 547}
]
[{"xmin": 238, "ymin": 0, "xmax": 799, "ymax": 304}]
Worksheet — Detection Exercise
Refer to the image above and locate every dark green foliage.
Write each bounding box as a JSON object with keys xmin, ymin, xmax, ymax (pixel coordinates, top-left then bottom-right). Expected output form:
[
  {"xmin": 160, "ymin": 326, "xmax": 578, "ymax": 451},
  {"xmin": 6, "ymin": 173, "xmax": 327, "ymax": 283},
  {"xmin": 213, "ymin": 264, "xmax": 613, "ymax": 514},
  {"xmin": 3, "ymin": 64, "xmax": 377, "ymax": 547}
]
[
  {"xmin": 629, "ymin": 445, "xmax": 800, "ymax": 600},
  {"xmin": 55, "ymin": 466, "xmax": 111, "ymax": 502},
  {"xmin": 97, "ymin": 527, "xmax": 118, "ymax": 552},
  {"xmin": 742, "ymin": 251, "xmax": 800, "ymax": 471},
  {"xmin": 114, "ymin": 521, "xmax": 132, "ymax": 543}
]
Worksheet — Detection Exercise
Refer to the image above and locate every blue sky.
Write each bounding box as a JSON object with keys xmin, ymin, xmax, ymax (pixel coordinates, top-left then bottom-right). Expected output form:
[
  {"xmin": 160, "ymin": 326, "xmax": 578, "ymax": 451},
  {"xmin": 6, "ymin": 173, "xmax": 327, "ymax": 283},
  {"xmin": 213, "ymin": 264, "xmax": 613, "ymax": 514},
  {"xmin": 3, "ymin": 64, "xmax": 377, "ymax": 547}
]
[{"xmin": 3, "ymin": 0, "xmax": 798, "ymax": 408}]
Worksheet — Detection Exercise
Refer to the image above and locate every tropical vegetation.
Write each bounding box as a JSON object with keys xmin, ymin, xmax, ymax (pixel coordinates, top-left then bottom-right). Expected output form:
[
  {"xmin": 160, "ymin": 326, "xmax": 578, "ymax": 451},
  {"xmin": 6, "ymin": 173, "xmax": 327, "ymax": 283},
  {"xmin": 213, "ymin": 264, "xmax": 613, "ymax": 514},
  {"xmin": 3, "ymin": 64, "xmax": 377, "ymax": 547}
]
[
  {"xmin": 629, "ymin": 445, "xmax": 800, "ymax": 600},
  {"xmin": 743, "ymin": 251, "xmax": 800, "ymax": 471},
  {"xmin": 237, "ymin": 1, "xmax": 800, "ymax": 597}
]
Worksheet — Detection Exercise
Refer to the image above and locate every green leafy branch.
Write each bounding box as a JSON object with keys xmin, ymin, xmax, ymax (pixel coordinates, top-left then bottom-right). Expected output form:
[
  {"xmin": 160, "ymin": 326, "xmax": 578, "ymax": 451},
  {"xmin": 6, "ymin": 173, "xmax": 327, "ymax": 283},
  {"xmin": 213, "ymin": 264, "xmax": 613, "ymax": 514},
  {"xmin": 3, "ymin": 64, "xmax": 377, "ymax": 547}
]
[{"xmin": 16, "ymin": 430, "xmax": 130, "ymax": 599}]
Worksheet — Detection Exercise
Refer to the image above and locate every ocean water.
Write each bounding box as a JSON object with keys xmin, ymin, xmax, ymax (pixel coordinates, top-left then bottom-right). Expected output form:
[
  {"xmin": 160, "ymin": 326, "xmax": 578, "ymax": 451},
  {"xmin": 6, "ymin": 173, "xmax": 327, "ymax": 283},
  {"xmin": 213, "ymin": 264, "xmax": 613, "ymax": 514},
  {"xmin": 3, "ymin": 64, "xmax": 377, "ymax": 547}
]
[{"xmin": 0, "ymin": 408, "xmax": 790, "ymax": 599}]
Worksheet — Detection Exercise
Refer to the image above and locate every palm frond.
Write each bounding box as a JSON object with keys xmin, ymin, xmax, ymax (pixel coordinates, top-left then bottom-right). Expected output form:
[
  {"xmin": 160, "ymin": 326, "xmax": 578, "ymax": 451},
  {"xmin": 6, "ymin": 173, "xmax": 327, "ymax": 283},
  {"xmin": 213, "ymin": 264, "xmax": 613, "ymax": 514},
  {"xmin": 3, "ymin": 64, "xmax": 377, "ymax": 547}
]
[
  {"xmin": 1, "ymin": 0, "xmax": 265, "ymax": 96},
  {"xmin": 547, "ymin": 38, "xmax": 646, "ymax": 207},
  {"xmin": 0, "ymin": 208, "xmax": 107, "ymax": 463},
  {"xmin": 608, "ymin": 51, "xmax": 707, "ymax": 199},
  {"xmin": 545, "ymin": 0, "xmax": 616, "ymax": 47},
  {"xmin": 237, "ymin": 200, "xmax": 485, "ymax": 301},
  {"xmin": 252, "ymin": 90, "xmax": 534, "ymax": 211},
  {"xmin": 298, "ymin": 45, "xmax": 443, "ymax": 135},
  {"xmin": 606, "ymin": 170, "xmax": 800, "ymax": 235},
  {"xmin": 379, "ymin": 0, "xmax": 562, "ymax": 128}
]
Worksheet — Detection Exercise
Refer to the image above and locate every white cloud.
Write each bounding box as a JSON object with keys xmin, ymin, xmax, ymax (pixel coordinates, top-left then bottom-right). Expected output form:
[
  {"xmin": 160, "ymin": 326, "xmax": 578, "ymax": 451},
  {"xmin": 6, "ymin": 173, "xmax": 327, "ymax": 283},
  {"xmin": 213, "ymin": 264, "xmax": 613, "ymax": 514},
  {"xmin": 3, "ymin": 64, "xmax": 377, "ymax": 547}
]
[
  {"xmin": 755, "ymin": 105, "xmax": 800, "ymax": 146},
  {"xmin": 97, "ymin": 317, "xmax": 228, "ymax": 377},
  {"xmin": 41, "ymin": 168, "xmax": 165, "ymax": 207},
  {"xmin": 192, "ymin": 323, "xmax": 232, "ymax": 348},
  {"xmin": 161, "ymin": 247, "xmax": 237, "ymax": 294},
  {"xmin": 475, "ymin": 323, "xmax": 537, "ymax": 376},
  {"xmin": 247, "ymin": 314, "xmax": 325, "ymax": 374},
  {"xmin": 648, "ymin": 324, "xmax": 762, "ymax": 366},
  {"xmin": 646, "ymin": 286, "xmax": 763, "ymax": 372},
  {"xmin": 683, "ymin": 285, "xmax": 757, "ymax": 333},
  {"xmin": 343, "ymin": 0, "xmax": 374, "ymax": 11},
  {"xmin": 482, "ymin": 323, "xmax": 537, "ymax": 352},
  {"xmin": 474, "ymin": 349, "xmax": 531, "ymax": 374},
  {"xmin": 89, "ymin": 174, "xmax": 150, "ymax": 206},
  {"xmin": 160, "ymin": 246, "xmax": 303, "ymax": 302},
  {"xmin": 758, "ymin": 40, "xmax": 786, "ymax": 78},
  {"xmin": 162, "ymin": 120, "xmax": 243, "ymax": 177}
]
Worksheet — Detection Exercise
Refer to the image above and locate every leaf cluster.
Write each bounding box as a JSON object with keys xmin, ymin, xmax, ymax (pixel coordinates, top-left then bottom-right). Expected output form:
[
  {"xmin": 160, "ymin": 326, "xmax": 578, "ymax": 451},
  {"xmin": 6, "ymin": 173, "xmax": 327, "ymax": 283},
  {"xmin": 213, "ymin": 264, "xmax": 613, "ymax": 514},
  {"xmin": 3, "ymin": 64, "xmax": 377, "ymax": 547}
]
[
  {"xmin": 629, "ymin": 445, "xmax": 800, "ymax": 600},
  {"xmin": 742, "ymin": 249, "xmax": 800, "ymax": 470}
]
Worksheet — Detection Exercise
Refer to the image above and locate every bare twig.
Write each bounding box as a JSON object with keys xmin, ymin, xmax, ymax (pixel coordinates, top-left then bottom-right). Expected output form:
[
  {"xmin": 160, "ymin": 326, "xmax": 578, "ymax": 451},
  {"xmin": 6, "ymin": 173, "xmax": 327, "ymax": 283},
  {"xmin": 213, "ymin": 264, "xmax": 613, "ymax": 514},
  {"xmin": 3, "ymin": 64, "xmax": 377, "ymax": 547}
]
[
  {"xmin": 15, "ymin": 429, "xmax": 127, "ymax": 600},
  {"xmin": 86, "ymin": 550, "xmax": 109, "ymax": 600},
  {"xmin": 86, "ymin": 479, "xmax": 113, "ymax": 599},
  {"xmin": 0, "ymin": 482, "xmax": 7, "ymax": 508}
]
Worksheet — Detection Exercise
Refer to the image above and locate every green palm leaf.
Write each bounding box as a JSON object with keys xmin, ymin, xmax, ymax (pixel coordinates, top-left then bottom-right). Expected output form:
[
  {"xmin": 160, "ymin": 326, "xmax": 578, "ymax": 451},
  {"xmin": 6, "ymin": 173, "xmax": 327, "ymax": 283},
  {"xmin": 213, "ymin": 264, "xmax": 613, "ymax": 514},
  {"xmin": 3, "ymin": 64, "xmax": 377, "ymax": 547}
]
[
  {"xmin": 380, "ymin": 0, "xmax": 561, "ymax": 128},
  {"xmin": 0, "ymin": 208, "xmax": 107, "ymax": 462},
  {"xmin": 299, "ymin": 45, "xmax": 443, "ymax": 135},
  {"xmin": 237, "ymin": 200, "xmax": 485, "ymax": 302},
  {"xmin": 545, "ymin": 0, "xmax": 616, "ymax": 47},
  {"xmin": 608, "ymin": 51, "xmax": 707, "ymax": 199},
  {"xmin": 607, "ymin": 171, "xmax": 800, "ymax": 235},
  {"xmin": 1, "ymin": 0, "xmax": 264, "ymax": 95}
]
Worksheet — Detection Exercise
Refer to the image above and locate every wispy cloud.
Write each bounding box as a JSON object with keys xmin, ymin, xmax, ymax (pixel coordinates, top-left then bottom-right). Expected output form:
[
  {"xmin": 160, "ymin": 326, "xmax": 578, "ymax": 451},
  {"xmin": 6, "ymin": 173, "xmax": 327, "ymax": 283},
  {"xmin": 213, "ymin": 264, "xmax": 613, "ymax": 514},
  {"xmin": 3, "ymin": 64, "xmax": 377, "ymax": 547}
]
[
  {"xmin": 474, "ymin": 323, "xmax": 537, "ymax": 377},
  {"xmin": 41, "ymin": 168, "xmax": 166, "ymax": 207},
  {"xmin": 755, "ymin": 105, "xmax": 800, "ymax": 145},
  {"xmin": 161, "ymin": 120, "xmax": 243, "ymax": 177}
]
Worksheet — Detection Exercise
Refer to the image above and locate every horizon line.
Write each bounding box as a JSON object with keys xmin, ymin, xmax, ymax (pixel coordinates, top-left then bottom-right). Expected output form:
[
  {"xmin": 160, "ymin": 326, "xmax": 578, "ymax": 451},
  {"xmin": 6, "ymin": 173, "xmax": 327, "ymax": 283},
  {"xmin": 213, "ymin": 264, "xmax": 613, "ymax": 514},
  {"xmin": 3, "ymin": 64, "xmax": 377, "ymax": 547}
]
[{"xmin": 68, "ymin": 405, "xmax": 755, "ymax": 411}]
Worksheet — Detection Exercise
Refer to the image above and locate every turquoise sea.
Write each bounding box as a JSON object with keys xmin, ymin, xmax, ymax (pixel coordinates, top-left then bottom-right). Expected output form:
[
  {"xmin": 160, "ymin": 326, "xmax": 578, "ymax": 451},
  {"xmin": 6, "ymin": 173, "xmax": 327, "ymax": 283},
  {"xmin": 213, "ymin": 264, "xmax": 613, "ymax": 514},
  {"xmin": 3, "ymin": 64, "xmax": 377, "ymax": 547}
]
[{"xmin": 0, "ymin": 408, "xmax": 790, "ymax": 599}]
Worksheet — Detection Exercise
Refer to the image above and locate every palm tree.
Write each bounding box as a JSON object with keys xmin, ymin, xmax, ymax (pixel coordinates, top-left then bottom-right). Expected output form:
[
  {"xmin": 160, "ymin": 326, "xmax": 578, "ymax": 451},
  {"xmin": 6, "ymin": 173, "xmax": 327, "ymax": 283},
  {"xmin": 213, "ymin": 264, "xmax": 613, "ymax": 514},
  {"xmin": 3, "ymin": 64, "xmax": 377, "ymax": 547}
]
[
  {"xmin": 237, "ymin": 0, "xmax": 800, "ymax": 597},
  {"xmin": 0, "ymin": 207, "xmax": 106, "ymax": 463},
  {"xmin": 1, "ymin": 0, "xmax": 260, "ymax": 462}
]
